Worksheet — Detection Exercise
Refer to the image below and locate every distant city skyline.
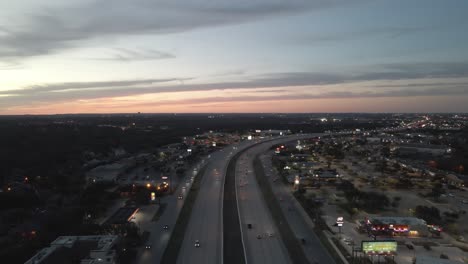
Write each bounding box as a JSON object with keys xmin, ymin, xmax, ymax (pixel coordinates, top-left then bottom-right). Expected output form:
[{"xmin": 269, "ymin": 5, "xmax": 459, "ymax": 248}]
[{"xmin": 1, "ymin": 0, "xmax": 468, "ymax": 114}]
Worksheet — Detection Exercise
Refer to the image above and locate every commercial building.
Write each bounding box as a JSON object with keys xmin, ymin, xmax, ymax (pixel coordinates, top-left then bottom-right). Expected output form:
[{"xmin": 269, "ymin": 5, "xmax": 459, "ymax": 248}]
[
  {"xmin": 25, "ymin": 235, "xmax": 119, "ymax": 264},
  {"xmin": 365, "ymin": 216, "xmax": 429, "ymax": 237},
  {"xmin": 104, "ymin": 207, "xmax": 139, "ymax": 227},
  {"xmin": 396, "ymin": 143, "xmax": 451, "ymax": 156},
  {"xmin": 86, "ymin": 156, "xmax": 137, "ymax": 184}
]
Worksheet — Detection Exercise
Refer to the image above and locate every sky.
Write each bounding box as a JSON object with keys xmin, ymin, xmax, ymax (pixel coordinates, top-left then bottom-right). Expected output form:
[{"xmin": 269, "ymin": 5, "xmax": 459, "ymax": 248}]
[{"xmin": 1, "ymin": 0, "xmax": 468, "ymax": 114}]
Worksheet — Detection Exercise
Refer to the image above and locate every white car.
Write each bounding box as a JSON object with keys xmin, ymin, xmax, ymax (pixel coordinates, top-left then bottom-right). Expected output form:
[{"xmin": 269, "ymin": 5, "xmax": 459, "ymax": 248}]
[{"xmin": 194, "ymin": 240, "xmax": 200, "ymax": 247}]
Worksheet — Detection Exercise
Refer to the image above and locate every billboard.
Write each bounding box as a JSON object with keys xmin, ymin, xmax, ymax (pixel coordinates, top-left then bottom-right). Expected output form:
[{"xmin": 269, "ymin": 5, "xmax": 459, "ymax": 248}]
[{"xmin": 361, "ymin": 240, "xmax": 397, "ymax": 255}]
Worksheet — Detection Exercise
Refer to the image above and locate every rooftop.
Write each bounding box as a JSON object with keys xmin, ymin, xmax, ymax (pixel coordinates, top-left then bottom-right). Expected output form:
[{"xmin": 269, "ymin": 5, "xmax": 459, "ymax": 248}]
[
  {"xmin": 370, "ymin": 216, "xmax": 426, "ymax": 226},
  {"xmin": 25, "ymin": 235, "xmax": 118, "ymax": 264},
  {"xmin": 104, "ymin": 207, "xmax": 139, "ymax": 225}
]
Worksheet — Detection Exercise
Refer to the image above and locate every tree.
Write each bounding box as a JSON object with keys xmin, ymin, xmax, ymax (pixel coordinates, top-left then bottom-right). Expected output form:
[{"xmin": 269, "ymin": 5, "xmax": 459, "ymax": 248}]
[
  {"xmin": 415, "ymin": 206, "xmax": 442, "ymax": 225},
  {"xmin": 430, "ymin": 183, "xmax": 445, "ymax": 200}
]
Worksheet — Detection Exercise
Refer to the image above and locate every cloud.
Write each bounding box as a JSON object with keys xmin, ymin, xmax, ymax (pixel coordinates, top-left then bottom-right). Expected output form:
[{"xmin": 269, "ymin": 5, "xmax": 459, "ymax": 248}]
[
  {"xmin": 1, "ymin": 61, "xmax": 468, "ymax": 109},
  {"xmin": 90, "ymin": 48, "xmax": 175, "ymax": 61},
  {"xmin": 298, "ymin": 26, "xmax": 429, "ymax": 45},
  {"xmin": 0, "ymin": 61, "xmax": 23, "ymax": 70},
  {"xmin": 115, "ymin": 86, "xmax": 468, "ymax": 108},
  {"xmin": 0, "ymin": 78, "xmax": 191, "ymax": 95},
  {"xmin": 0, "ymin": 0, "xmax": 355, "ymax": 60}
]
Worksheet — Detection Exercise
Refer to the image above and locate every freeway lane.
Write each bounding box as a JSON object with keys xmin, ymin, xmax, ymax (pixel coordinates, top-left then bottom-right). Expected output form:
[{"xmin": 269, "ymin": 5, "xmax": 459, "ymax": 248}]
[
  {"xmin": 236, "ymin": 134, "xmax": 335, "ymax": 264},
  {"xmin": 237, "ymin": 148, "xmax": 292, "ymax": 264},
  {"xmin": 135, "ymin": 161, "xmax": 206, "ymax": 264},
  {"xmin": 223, "ymin": 136, "xmax": 306, "ymax": 264},
  {"xmin": 177, "ymin": 141, "xmax": 255, "ymax": 264},
  {"xmin": 260, "ymin": 152, "xmax": 336, "ymax": 264}
]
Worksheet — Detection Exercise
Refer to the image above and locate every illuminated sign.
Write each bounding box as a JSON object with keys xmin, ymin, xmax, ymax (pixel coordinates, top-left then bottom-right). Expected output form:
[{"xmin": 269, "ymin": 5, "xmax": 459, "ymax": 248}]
[
  {"xmin": 161, "ymin": 176, "xmax": 168, "ymax": 180},
  {"xmin": 361, "ymin": 240, "xmax": 397, "ymax": 255},
  {"xmin": 336, "ymin": 216, "xmax": 344, "ymax": 227}
]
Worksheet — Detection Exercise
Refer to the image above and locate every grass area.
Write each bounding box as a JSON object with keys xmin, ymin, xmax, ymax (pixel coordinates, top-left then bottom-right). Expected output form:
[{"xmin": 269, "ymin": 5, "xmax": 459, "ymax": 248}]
[
  {"xmin": 253, "ymin": 156, "xmax": 311, "ymax": 264},
  {"xmin": 159, "ymin": 164, "xmax": 208, "ymax": 264},
  {"xmin": 331, "ymin": 237, "xmax": 352, "ymax": 260},
  {"xmin": 151, "ymin": 202, "xmax": 167, "ymax": 222}
]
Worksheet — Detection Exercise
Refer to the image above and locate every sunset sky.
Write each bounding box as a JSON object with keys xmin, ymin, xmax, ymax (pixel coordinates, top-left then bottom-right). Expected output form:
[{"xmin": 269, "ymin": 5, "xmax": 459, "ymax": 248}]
[{"xmin": 1, "ymin": 0, "xmax": 468, "ymax": 114}]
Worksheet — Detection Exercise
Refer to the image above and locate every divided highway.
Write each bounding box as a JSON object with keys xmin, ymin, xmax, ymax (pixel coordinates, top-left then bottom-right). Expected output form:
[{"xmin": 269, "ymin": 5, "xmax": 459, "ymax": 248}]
[
  {"xmin": 177, "ymin": 140, "xmax": 256, "ymax": 264},
  {"xmin": 177, "ymin": 134, "xmax": 333, "ymax": 264}
]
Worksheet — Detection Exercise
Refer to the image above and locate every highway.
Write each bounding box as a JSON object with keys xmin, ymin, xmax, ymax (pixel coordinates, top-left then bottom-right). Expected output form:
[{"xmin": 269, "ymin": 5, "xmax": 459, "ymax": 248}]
[
  {"xmin": 260, "ymin": 150, "xmax": 336, "ymax": 264},
  {"xmin": 174, "ymin": 134, "xmax": 334, "ymax": 264},
  {"xmin": 135, "ymin": 160, "xmax": 206, "ymax": 264},
  {"xmin": 236, "ymin": 134, "xmax": 335, "ymax": 264},
  {"xmin": 177, "ymin": 141, "xmax": 254, "ymax": 264},
  {"xmin": 237, "ymin": 146, "xmax": 292, "ymax": 264}
]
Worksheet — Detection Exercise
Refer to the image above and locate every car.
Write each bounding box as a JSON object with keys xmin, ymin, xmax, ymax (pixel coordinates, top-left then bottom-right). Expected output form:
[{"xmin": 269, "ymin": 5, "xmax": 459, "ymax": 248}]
[
  {"xmin": 268, "ymin": 232, "xmax": 274, "ymax": 237},
  {"xmin": 178, "ymin": 195, "xmax": 183, "ymax": 200},
  {"xmin": 448, "ymin": 193, "xmax": 455, "ymax": 197},
  {"xmin": 194, "ymin": 240, "xmax": 200, "ymax": 247},
  {"xmin": 257, "ymin": 234, "xmax": 262, "ymax": 239},
  {"xmin": 462, "ymin": 200, "xmax": 468, "ymax": 204},
  {"xmin": 406, "ymin": 244, "xmax": 414, "ymax": 250},
  {"xmin": 247, "ymin": 224, "xmax": 252, "ymax": 229},
  {"xmin": 145, "ymin": 244, "xmax": 152, "ymax": 249},
  {"xmin": 163, "ymin": 225, "xmax": 169, "ymax": 230}
]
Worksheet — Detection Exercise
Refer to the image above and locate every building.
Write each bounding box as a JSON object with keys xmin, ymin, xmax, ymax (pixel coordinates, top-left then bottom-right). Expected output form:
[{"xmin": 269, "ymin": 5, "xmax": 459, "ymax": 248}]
[
  {"xmin": 366, "ymin": 216, "xmax": 429, "ymax": 237},
  {"xmin": 446, "ymin": 174, "xmax": 465, "ymax": 187},
  {"xmin": 104, "ymin": 207, "xmax": 139, "ymax": 227},
  {"xmin": 25, "ymin": 235, "xmax": 119, "ymax": 264},
  {"xmin": 86, "ymin": 158, "xmax": 135, "ymax": 184},
  {"xmin": 312, "ymin": 168, "xmax": 341, "ymax": 181},
  {"xmin": 397, "ymin": 143, "xmax": 451, "ymax": 156}
]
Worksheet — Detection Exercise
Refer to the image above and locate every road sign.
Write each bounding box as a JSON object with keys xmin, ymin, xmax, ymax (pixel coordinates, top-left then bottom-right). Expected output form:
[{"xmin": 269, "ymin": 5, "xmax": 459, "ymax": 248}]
[{"xmin": 336, "ymin": 216, "xmax": 344, "ymax": 227}]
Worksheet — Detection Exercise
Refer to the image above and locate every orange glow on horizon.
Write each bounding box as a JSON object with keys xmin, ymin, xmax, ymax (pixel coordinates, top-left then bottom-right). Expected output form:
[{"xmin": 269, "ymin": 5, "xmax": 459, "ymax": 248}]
[{"xmin": 2, "ymin": 94, "xmax": 467, "ymax": 114}]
